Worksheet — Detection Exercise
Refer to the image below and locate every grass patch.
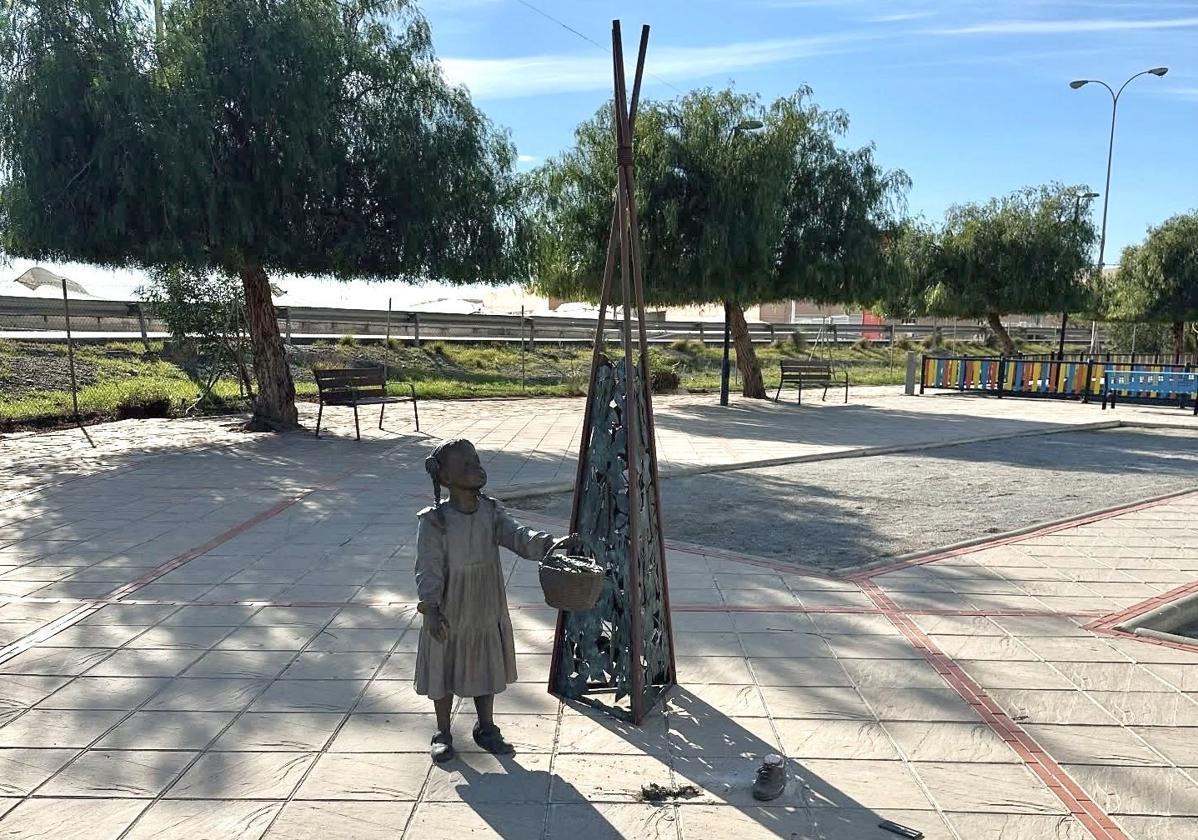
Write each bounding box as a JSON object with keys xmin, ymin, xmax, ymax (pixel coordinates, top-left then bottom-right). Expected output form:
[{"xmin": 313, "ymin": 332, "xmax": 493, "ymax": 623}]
[{"xmin": 1, "ymin": 336, "xmax": 1062, "ymax": 431}]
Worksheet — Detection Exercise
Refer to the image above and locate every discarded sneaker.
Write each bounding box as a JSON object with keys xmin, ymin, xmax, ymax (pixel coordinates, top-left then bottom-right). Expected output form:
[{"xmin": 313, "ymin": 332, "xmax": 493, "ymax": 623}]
[
  {"xmin": 752, "ymin": 754, "xmax": 786, "ymax": 801},
  {"xmin": 473, "ymin": 723, "xmax": 515, "ymax": 755},
  {"xmin": 431, "ymin": 731, "xmax": 455, "ymax": 764}
]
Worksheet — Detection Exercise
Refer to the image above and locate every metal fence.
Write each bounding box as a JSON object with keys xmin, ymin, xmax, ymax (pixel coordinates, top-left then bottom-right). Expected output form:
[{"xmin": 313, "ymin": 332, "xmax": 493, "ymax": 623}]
[{"xmin": 1, "ymin": 293, "xmax": 1099, "ymax": 346}]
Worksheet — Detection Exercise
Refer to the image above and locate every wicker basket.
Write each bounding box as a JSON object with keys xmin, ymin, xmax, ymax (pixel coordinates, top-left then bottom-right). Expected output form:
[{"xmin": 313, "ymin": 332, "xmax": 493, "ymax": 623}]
[{"xmin": 539, "ymin": 538, "xmax": 605, "ymax": 611}]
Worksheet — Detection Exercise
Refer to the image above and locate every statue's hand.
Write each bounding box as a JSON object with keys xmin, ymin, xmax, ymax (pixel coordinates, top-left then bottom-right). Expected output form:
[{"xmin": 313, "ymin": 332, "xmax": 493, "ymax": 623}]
[{"xmin": 425, "ymin": 606, "xmax": 450, "ymax": 642}]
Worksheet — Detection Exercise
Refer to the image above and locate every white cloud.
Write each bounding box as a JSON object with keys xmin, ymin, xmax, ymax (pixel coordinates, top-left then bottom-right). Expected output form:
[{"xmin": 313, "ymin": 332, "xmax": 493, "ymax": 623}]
[
  {"xmin": 926, "ymin": 16, "xmax": 1198, "ymax": 36},
  {"xmin": 441, "ymin": 33, "xmax": 878, "ymax": 100},
  {"xmin": 517, "ymin": 153, "xmax": 540, "ymax": 163},
  {"xmin": 865, "ymin": 12, "xmax": 935, "ymax": 23},
  {"xmin": 1160, "ymin": 86, "xmax": 1198, "ymax": 100}
]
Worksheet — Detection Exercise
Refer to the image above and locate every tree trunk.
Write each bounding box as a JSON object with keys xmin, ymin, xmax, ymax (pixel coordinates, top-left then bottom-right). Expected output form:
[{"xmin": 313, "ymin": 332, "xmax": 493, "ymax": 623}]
[
  {"xmin": 240, "ymin": 262, "xmax": 298, "ymax": 431},
  {"xmin": 727, "ymin": 301, "xmax": 767, "ymax": 399},
  {"xmin": 985, "ymin": 312, "xmax": 1017, "ymax": 355},
  {"xmin": 1173, "ymin": 320, "xmax": 1185, "ymax": 364}
]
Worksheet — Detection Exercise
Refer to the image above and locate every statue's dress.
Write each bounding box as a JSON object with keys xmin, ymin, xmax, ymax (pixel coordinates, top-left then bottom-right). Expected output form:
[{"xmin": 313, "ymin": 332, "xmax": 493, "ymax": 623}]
[{"xmin": 414, "ymin": 496, "xmax": 553, "ymax": 699}]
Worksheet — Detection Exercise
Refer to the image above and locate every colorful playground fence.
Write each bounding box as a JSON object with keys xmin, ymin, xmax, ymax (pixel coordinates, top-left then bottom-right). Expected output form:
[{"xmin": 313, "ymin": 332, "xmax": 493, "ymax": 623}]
[{"xmin": 920, "ymin": 354, "xmax": 1194, "ymax": 403}]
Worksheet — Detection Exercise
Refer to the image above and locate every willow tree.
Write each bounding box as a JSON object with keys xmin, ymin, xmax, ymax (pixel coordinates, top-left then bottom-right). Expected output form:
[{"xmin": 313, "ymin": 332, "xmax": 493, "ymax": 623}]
[
  {"xmin": 1, "ymin": 0, "xmax": 525, "ymax": 429},
  {"xmin": 922, "ymin": 185, "xmax": 1097, "ymax": 355},
  {"xmin": 1107, "ymin": 213, "xmax": 1198, "ymax": 360},
  {"xmin": 530, "ymin": 86, "xmax": 906, "ymax": 399}
]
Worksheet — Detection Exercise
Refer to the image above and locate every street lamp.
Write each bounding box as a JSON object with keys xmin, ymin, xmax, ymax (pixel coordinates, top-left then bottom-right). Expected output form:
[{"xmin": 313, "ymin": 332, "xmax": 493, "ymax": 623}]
[
  {"xmin": 719, "ymin": 119, "xmax": 765, "ymax": 407},
  {"xmin": 1069, "ymin": 67, "xmax": 1168, "ymax": 354},
  {"xmin": 1057, "ymin": 191, "xmax": 1100, "ymax": 359}
]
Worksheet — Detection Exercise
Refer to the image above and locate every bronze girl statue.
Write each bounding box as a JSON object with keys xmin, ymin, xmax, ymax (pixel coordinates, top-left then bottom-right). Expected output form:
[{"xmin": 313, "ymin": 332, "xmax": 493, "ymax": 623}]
[{"xmin": 415, "ymin": 438, "xmax": 559, "ymax": 763}]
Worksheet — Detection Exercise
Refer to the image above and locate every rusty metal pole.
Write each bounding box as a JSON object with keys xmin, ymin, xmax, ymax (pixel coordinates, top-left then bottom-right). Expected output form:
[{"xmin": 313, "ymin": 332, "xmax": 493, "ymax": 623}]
[{"xmin": 610, "ymin": 20, "xmax": 646, "ymax": 722}]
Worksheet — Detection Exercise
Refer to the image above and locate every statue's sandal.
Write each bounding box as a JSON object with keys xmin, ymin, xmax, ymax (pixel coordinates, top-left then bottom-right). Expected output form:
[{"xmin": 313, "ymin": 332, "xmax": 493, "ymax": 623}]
[
  {"xmin": 431, "ymin": 731, "xmax": 455, "ymax": 763},
  {"xmin": 473, "ymin": 723, "xmax": 515, "ymax": 755}
]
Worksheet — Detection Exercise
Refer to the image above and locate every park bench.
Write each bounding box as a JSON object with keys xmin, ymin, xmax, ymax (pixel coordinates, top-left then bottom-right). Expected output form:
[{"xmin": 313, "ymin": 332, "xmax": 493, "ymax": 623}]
[
  {"xmin": 313, "ymin": 366, "xmax": 419, "ymax": 440},
  {"xmin": 775, "ymin": 360, "xmax": 849, "ymax": 405},
  {"xmin": 1102, "ymin": 368, "xmax": 1198, "ymax": 415}
]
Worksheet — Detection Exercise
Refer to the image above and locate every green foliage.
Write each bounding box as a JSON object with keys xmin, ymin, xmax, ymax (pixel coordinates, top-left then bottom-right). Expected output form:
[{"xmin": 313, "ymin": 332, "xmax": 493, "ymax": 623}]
[
  {"xmin": 921, "ymin": 184, "xmax": 1098, "ymax": 320},
  {"xmin": 1106, "ymin": 212, "xmax": 1198, "ymax": 324},
  {"xmin": 1106, "ymin": 322, "xmax": 1196, "ymax": 355},
  {"xmin": 649, "ymin": 366, "xmax": 680, "ymax": 393},
  {"xmin": 2, "ymin": 0, "xmax": 527, "ymax": 425},
  {"xmin": 338, "ymin": 333, "xmax": 358, "ymax": 348},
  {"xmin": 139, "ymin": 267, "xmax": 255, "ymax": 406},
  {"xmin": 1, "ymin": 0, "xmax": 526, "ymax": 282},
  {"xmin": 529, "ymin": 86, "xmax": 907, "ymax": 308},
  {"xmin": 115, "ymin": 385, "xmax": 174, "ymax": 420}
]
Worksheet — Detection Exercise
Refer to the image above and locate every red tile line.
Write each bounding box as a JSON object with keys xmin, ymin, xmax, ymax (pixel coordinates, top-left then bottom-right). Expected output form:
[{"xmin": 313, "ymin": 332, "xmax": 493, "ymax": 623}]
[
  {"xmin": 1084, "ymin": 577, "xmax": 1198, "ymax": 655},
  {"xmin": 0, "ymin": 484, "xmax": 331, "ymax": 666},
  {"xmin": 0, "ymin": 592, "xmax": 1102, "ymax": 619},
  {"xmin": 858, "ymin": 578, "xmax": 1130, "ymax": 840}
]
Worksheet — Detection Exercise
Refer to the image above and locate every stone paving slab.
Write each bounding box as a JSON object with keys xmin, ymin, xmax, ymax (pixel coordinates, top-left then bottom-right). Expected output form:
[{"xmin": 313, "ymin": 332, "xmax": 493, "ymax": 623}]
[{"xmin": 0, "ymin": 389, "xmax": 1196, "ymax": 838}]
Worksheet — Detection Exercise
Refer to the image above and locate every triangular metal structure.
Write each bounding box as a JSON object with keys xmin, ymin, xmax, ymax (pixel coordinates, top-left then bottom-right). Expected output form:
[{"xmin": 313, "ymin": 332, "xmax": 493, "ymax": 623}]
[{"xmin": 548, "ymin": 21, "xmax": 677, "ymax": 725}]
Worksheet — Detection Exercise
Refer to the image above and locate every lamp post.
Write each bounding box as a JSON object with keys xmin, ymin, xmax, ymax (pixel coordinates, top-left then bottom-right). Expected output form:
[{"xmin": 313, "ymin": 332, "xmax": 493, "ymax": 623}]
[
  {"xmin": 1058, "ymin": 191, "xmax": 1100, "ymax": 359},
  {"xmin": 720, "ymin": 118, "xmax": 765, "ymax": 407},
  {"xmin": 1069, "ymin": 67, "xmax": 1168, "ymax": 354}
]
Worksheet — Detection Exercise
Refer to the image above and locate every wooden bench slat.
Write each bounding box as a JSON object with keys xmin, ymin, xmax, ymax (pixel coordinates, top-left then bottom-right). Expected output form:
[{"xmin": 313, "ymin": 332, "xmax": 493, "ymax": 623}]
[
  {"xmin": 313, "ymin": 365, "xmax": 420, "ymax": 438},
  {"xmin": 775, "ymin": 360, "xmax": 849, "ymax": 405}
]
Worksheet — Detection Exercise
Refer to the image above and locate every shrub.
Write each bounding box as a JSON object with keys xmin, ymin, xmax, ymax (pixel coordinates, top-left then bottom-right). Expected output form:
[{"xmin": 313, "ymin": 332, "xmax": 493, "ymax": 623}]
[
  {"xmin": 893, "ymin": 336, "xmax": 915, "ymax": 351},
  {"xmin": 337, "ymin": 333, "xmax": 357, "ymax": 348},
  {"xmin": 670, "ymin": 338, "xmax": 697, "ymax": 353},
  {"xmin": 385, "ymin": 337, "xmax": 401, "ymax": 351},
  {"xmin": 650, "ymin": 366, "xmax": 680, "ymax": 393},
  {"xmin": 788, "ymin": 330, "xmax": 807, "ymax": 351},
  {"xmin": 921, "ymin": 327, "xmax": 944, "ymax": 350},
  {"xmin": 853, "ymin": 337, "xmax": 873, "ymax": 351},
  {"xmin": 115, "ymin": 387, "xmax": 173, "ymax": 420}
]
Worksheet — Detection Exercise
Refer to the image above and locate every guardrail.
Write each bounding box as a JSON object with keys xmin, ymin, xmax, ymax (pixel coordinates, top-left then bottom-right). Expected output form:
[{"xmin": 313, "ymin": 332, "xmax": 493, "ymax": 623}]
[
  {"xmin": 920, "ymin": 354, "xmax": 1193, "ymax": 402},
  {"xmin": 0, "ymin": 295, "xmax": 1098, "ymax": 346}
]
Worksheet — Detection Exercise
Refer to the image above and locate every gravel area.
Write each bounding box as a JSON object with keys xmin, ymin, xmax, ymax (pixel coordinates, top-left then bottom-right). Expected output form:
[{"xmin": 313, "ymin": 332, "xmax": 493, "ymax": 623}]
[{"xmin": 520, "ymin": 427, "xmax": 1198, "ymax": 572}]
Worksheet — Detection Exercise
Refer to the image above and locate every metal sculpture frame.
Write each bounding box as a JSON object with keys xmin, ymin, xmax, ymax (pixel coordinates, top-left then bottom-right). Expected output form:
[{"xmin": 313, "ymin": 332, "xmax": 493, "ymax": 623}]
[{"xmin": 548, "ymin": 21, "xmax": 677, "ymax": 725}]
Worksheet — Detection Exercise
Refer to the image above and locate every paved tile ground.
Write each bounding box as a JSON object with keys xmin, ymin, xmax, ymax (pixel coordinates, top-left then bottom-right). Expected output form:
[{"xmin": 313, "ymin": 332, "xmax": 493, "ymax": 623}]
[{"xmin": 1, "ymin": 387, "xmax": 1195, "ymax": 839}]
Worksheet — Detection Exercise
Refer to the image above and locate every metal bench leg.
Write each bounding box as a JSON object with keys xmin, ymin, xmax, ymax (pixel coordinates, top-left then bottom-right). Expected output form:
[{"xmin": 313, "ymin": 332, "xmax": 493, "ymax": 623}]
[
  {"xmin": 315, "ymin": 403, "xmax": 324, "ymax": 438},
  {"xmin": 378, "ymin": 402, "xmax": 385, "ymax": 430},
  {"xmin": 843, "ymin": 377, "xmax": 849, "ymax": 403},
  {"xmin": 774, "ymin": 380, "xmax": 782, "ymax": 401},
  {"xmin": 821, "ymin": 383, "xmax": 828, "ymax": 402},
  {"xmin": 410, "ymin": 385, "xmax": 420, "ymax": 431},
  {"xmin": 353, "ymin": 404, "xmax": 361, "ymax": 440}
]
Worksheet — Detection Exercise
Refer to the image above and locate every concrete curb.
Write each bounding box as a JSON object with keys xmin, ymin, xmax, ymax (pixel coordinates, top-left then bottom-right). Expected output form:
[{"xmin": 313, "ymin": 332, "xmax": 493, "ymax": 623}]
[
  {"xmin": 493, "ymin": 419, "xmax": 1124, "ymax": 503},
  {"xmin": 847, "ymin": 484, "xmax": 1198, "ymax": 578}
]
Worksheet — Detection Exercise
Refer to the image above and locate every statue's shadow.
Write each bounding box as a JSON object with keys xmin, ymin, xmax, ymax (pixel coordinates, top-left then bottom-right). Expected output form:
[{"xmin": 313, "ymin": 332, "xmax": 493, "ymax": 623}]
[{"xmin": 432, "ymin": 751, "xmax": 635, "ymax": 839}]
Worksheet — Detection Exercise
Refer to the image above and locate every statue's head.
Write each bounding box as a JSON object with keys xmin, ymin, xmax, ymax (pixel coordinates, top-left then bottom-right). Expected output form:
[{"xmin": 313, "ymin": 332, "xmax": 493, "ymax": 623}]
[{"xmin": 425, "ymin": 438, "xmax": 487, "ymax": 500}]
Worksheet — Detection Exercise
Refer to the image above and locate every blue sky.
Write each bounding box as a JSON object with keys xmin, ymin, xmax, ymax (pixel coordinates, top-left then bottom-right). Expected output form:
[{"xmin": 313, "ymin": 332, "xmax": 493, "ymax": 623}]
[
  {"xmin": 430, "ymin": 0, "xmax": 1196, "ymax": 260},
  {"xmin": 7, "ymin": 0, "xmax": 1194, "ymax": 305}
]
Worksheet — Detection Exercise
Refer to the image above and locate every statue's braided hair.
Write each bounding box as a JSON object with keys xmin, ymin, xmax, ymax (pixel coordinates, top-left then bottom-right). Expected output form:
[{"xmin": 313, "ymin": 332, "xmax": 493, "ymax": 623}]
[{"xmin": 424, "ymin": 438, "xmax": 475, "ymax": 510}]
